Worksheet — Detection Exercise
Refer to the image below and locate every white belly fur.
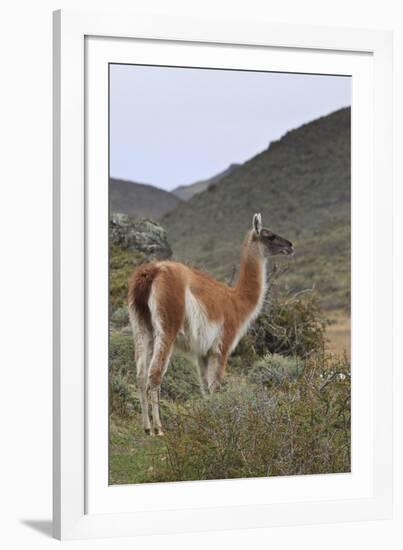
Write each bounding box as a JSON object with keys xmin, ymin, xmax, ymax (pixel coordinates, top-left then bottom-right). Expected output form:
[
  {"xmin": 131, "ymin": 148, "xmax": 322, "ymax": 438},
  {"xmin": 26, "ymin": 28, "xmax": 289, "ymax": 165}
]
[{"xmin": 175, "ymin": 288, "xmax": 222, "ymax": 357}]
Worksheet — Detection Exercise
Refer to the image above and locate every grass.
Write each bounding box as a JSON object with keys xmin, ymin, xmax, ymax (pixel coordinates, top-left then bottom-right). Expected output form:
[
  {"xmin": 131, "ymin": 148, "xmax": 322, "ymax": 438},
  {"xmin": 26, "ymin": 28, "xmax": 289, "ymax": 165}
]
[{"xmin": 109, "ymin": 414, "xmax": 167, "ymax": 484}]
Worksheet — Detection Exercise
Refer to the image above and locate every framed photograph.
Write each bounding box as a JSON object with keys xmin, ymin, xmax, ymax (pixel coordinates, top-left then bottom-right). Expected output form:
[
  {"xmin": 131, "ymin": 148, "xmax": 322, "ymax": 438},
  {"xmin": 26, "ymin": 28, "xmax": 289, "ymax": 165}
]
[{"xmin": 53, "ymin": 10, "xmax": 393, "ymax": 540}]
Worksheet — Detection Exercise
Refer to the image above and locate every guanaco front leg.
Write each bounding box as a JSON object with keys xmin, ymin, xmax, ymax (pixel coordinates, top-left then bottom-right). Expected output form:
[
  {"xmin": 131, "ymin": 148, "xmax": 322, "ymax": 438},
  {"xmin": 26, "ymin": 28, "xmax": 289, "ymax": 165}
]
[
  {"xmin": 207, "ymin": 353, "xmax": 228, "ymax": 394},
  {"xmin": 197, "ymin": 356, "xmax": 210, "ymax": 397}
]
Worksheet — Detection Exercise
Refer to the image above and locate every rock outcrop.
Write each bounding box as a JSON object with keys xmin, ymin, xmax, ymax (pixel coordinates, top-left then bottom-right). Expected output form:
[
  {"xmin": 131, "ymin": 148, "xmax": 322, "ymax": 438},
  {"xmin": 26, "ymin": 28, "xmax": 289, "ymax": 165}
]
[{"xmin": 110, "ymin": 213, "xmax": 172, "ymax": 260}]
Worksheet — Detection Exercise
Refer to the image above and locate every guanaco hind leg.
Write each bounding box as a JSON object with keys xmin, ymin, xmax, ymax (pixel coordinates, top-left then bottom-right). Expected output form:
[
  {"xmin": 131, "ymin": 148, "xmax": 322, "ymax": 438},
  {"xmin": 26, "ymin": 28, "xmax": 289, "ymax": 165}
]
[
  {"xmin": 147, "ymin": 335, "xmax": 175, "ymax": 435},
  {"xmin": 129, "ymin": 309, "xmax": 153, "ymax": 434},
  {"xmin": 146, "ymin": 277, "xmax": 183, "ymax": 435}
]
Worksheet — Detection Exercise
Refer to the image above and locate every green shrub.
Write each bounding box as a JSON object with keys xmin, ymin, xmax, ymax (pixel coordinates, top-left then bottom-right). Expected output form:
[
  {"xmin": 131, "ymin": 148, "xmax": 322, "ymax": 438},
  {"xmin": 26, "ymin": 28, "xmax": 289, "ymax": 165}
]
[
  {"xmin": 248, "ymin": 353, "xmax": 302, "ymax": 387},
  {"xmin": 111, "ymin": 306, "xmax": 129, "ymax": 328},
  {"xmin": 149, "ymin": 353, "xmax": 350, "ymax": 482},
  {"xmin": 109, "ymin": 332, "xmax": 136, "ymax": 416},
  {"xmin": 162, "ymin": 354, "xmax": 201, "ymax": 402},
  {"xmin": 233, "ymin": 291, "xmax": 327, "ymax": 362},
  {"xmin": 109, "ymin": 244, "xmax": 145, "ymax": 312},
  {"xmin": 110, "ymin": 374, "xmax": 140, "ymax": 417},
  {"xmin": 109, "ymin": 332, "xmax": 134, "ymax": 380}
]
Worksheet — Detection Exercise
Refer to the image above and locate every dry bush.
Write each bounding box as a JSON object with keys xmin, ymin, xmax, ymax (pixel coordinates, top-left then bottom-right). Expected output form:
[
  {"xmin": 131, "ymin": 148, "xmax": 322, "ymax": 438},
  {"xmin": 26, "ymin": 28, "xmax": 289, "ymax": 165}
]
[
  {"xmin": 232, "ymin": 266, "xmax": 327, "ymax": 367},
  {"xmin": 149, "ymin": 352, "xmax": 350, "ymax": 482},
  {"xmin": 247, "ymin": 353, "xmax": 302, "ymax": 387}
]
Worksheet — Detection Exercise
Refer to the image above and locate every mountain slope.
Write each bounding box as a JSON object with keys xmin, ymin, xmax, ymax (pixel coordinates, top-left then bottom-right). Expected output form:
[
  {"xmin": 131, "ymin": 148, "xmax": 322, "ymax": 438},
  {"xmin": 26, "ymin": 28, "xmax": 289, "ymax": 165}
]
[
  {"xmin": 163, "ymin": 108, "xmax": 351, "ymax": 311},
  {"xmin": 172, "ymin": 163, "xmax": 240, "ymax": 201},
  {"xmin": 110, "ymin": 178, "xmax": 181, "ymax": 219}
]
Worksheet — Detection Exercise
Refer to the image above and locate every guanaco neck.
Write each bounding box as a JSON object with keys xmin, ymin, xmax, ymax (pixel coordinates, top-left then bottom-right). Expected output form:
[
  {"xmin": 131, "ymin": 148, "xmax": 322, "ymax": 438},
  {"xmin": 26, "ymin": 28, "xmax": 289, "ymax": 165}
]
[{"xmin": 234, "ymin": 231, "xmax": 267, "ymax": 312}]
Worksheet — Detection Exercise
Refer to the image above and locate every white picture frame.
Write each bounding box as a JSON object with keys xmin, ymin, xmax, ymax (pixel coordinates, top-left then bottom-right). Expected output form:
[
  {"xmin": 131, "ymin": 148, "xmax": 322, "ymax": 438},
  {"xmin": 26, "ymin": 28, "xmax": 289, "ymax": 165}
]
[{"xmin": 53, "ymin": 9, "xmax": 393, "ymax": 540}]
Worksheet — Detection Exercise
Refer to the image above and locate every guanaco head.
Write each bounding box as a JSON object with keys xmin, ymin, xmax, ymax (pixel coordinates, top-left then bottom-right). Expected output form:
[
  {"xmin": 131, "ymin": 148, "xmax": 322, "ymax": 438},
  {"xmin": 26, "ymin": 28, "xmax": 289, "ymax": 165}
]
[{"xmin": 252, "ymin": 213, "xmax": 294, "ymax": 257}]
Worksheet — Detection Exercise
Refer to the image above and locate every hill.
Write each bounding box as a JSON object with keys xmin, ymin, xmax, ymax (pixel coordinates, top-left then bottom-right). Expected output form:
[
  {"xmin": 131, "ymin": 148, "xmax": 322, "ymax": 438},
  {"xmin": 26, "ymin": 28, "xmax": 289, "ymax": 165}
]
[
  {"xmin": 172, "ymin": 163, "xmax": 240, "ymax": 201},
  {"xmin": 110, "ymin": 178, "xmax": 181, "ymax": 219},
  {"xmin": 163, "ymin": 108, "xmax": 351, "ymax": 311}
]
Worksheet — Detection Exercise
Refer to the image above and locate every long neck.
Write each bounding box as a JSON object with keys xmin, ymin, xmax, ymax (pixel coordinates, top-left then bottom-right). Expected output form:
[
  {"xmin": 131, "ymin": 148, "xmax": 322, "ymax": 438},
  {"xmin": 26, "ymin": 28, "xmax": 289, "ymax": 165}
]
[{"xmin": 235, "ymin": 231, "xmax": 267, "ymax": 311}]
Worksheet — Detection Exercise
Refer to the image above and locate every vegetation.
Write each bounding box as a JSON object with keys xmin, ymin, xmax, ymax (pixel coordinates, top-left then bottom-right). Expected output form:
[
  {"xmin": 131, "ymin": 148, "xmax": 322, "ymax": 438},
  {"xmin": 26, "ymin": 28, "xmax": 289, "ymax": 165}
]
[
  {"xmin": 157, "ymin": 353, "xmax": 350, "ymax": 481},
  {"xmin": 109, "ymin": 332, "xmax": 350, "ymax": 483},
  {"xmin": 109, "ymin": 244, "xmax": 145, "ymax": 311},
  {"xmin": 109, "ymin": 291, "xmax": 350, "ymax": 485}
]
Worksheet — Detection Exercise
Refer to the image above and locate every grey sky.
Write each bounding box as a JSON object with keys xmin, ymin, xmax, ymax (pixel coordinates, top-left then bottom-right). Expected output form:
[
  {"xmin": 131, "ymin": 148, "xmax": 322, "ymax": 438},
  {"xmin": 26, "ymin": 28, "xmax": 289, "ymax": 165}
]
[{"xmin": 110, "ymin": 64, "xmax": 351, "ymax": 190}]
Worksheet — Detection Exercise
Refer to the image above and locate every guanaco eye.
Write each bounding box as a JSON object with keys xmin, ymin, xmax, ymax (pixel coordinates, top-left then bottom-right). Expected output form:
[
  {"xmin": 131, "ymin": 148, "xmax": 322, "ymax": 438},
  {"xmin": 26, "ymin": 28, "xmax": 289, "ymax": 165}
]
[{"xmin": 267, "ymin": 235, "xmax": 276, "ymax": 241}]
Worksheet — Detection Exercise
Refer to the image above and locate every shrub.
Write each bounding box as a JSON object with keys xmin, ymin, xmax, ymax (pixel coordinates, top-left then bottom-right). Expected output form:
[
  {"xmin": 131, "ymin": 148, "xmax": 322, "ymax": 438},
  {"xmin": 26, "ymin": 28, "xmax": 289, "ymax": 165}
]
[
  {"xmin": 109, "ymin": 332, "xmax": 136, "ymax": 416},
  {"xmin": 162, "ymin": 354, "xmax": 201, "ymax": 402},
  {"xmin": 110, "ymin": 374, "xmax": 140, "ymax": 417},
  {"xmin": 149, "ymin": 353, "xmax": 350, "ymax": 482},
  {"xmin": 111, "ymin": 306, "xmax": 130, "ymax": 329},
  {"xmin": 248, "ymin": 354, "xmax": 302, "ymax": 387},
  {"xmin": 109, "ymin": 331, "xmax": 134, "ymax": 380},
  {"xmin": 233, "ymin": 290, "xmax": 327, "ymax": 363},
  {"xmin": 109, "ymin": 244, "xmax": 145, "ymax": 312}
]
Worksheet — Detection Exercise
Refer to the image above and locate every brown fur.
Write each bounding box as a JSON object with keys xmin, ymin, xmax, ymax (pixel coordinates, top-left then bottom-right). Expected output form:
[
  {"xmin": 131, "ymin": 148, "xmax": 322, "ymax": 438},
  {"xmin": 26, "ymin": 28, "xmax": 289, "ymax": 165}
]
[
  {"xmin": 128, "ymin": 262, "xmax": 160, "ymax": 330},
  {"xmin": 128, "ymin": 233, "xmax": 266, "ymax": 383},
  {"xmin": 128, "ymin": 218, "xmax": 293, "ymax": 434}
]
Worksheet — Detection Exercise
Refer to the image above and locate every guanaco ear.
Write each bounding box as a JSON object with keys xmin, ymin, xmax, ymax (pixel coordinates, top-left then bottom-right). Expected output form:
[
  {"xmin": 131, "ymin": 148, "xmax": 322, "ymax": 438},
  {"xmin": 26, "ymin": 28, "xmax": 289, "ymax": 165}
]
[{"xmin": 252, "ymin": 213, "xmax": 262, "ymax": 235}]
